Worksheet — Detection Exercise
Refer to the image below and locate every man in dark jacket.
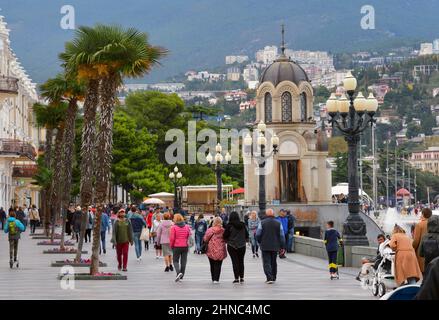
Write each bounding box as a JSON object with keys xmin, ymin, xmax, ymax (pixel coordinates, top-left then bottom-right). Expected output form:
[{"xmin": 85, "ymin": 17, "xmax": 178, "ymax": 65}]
[
  {"xmin": 129, "ymin": 209, "xmax": 147, "ymax": 260},
  {"xmin": 415, "ymin": 256, "xmax": 439, "ymax": 300},
  {"xmin": 256, "ymin": 208, "xmax": 285, "ymax": 284},
  {"xmin": 0, "ymin": 207, "xmax": 6, "ymax": 230},
  {"xmin": 286, "ymin": 210, "xmax": 296, "ymax": 253}
]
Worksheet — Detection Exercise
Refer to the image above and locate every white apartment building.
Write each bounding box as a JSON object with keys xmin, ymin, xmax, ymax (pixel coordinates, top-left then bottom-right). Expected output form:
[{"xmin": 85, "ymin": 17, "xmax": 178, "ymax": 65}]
[
  {"xmin": 255, "ymin": 46, "xmax": 278, "ymax": 65},
  {"xmin": 433, "ymin": 39, "xmax": 439, "ymax": 54},
  {"xmin": 225, "ymin": 55, "xmax": 249, "ymax": 65},
  {"xmin": 242, "ymin": 65, "xmax": 259, "ymax": 82},
  {"xmin": 0, "ymin": 16, "xmax": 43, "ymax": 210},
  {"xmin": 419, "ymin": 43, "xmax": 434, "ymax": 56}
]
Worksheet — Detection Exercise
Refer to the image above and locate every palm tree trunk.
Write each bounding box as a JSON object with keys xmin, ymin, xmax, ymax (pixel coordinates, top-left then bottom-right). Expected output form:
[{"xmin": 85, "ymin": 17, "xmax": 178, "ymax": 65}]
[
  {"xmin": 90, "ymin": 75, "xmax": 118, "ymax": 275},
  {"xmin": 44, "ymin": 128, "xmax": 54, "ymax": 236},
  {"xmin": 50, "ymin": 124, "xmax": 65, "ymax": 242},
  {"xmin": 60, "ymin": 99, "xmax": 78, "ymax": 250},
  {"xmin": 76, "ymin": 79, "xmax": 99, "ymax": 262}
]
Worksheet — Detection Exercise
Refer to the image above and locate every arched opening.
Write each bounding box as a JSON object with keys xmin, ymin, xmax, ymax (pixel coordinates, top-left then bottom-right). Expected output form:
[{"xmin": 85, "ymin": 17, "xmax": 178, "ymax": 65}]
[
  {"xmin": 264, "ymin": 92, "xmax": 272, "ymax": 123},
  {"xmin": 300, "ymin": 92, "xmax": 307, "ymax": 122},
  {"xmin": 281, "ymin": 92, "xmax": 292, "ymax": 122}
]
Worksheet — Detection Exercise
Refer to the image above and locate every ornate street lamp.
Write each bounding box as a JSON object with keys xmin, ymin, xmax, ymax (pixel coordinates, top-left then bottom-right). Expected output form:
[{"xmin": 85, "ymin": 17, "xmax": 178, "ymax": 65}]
[
  {"xmin": 326, "ymin": 71, "xmax": 378, "ymax": 246},
  {"xmin": 206, "ymin": 143, "xmax": 232, "ymax": 214},
  {"xmin": 243, "ymin": 121, "xmax": 279, "ymax": 218},
  {"xmin": 169, "ymin": 166, "xmax": 183, "ymax": 212}
]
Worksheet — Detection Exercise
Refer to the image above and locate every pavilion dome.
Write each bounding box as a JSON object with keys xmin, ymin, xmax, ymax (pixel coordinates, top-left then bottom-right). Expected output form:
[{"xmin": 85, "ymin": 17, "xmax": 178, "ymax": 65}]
[{"xmin": 260, "ymin": 54, "xmax": 309, "ymax": 87}]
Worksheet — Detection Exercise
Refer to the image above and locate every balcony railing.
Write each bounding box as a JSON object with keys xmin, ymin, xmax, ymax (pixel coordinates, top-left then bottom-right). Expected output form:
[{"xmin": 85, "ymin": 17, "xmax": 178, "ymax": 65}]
[
  {"xmin": 0, "ymin": 76, "xmax": 19, "ymax": 95},
  {"xmin": 12, "ymin": 164, "xmax": 38, "ymax": 178},
  {"xmin": 0, "ymin": 139, "xmax": 37, "ymax": 161}
]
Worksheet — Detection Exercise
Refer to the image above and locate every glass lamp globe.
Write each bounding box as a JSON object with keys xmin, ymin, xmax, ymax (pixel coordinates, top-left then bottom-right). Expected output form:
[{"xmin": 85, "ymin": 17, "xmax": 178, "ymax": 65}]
[
  {"xmin": 326, "ymin": 93, "xmax": 338, "ymax": 113},
  {"xmin": 343, "ymin": 71, "xmax": 357, "ymax": 92},
  {"xmin": 215, "ymin": 153, "xmax": 223, "ymax": 162},
  {"xmin": 354, "ymin": 92, "xmax": 367, "ymax": 113},
  {"xmin": 271, "ymin": 134, "xmax": 279, "ymax": 147},
  {"xmin": 366, "ymin": 93, "xmax": 378, "ymax": 113},
  {"xmin": 169, "ymin": 172, "xmax": 175, "ymax": 179},
  {"xmin": 337, "ymin": 94, "xmax": 350, "ymax": 114},
  {"xmin": 257, "ymin": 133, "xmax": 267, "ymax": 146},
  {"xmin": 225, "ymin": 152, "xmax": 232, "ymax": 162},
  {"xmin": 174, "ymin": 166, "xmax": 179, "ymax": 173},
  {"xmin": 176, "ymin": 172, "xmax": 182, "ymax": 179},
  {"xmin": 244, "ymin": 133, "xmax": 253, "ymax": 146},
  {"xmin": 206, "ymin": 153, "xmax": 213, "ymax": 163},
  {"xmin": 257, "ymin": 121, "xmax": 266, "ymax": 133},
  {"xmin": 215, "ymin": 143, "xmax": 222, "ymax": 153}
]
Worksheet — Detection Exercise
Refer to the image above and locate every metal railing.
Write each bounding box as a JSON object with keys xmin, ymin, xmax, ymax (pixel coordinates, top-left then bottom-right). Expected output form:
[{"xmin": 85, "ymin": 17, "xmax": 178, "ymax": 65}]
[
  {"xmin": 0, "ymin": 76, "xmax": 19, "ymax": 94},
  {"xmin": 0, "ymin": 138, "xmax": 36, "ymax": 160},
  {"xmin": 12, "ymin": 164, "xmax": 38, "ymax": 178}
]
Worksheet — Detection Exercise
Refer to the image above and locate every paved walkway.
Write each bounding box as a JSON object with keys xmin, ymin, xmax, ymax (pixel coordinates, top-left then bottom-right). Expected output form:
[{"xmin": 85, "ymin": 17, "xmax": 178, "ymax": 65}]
[{"xmin": 0, "ymin": 228, "xmax": 374, "ymax": 300}]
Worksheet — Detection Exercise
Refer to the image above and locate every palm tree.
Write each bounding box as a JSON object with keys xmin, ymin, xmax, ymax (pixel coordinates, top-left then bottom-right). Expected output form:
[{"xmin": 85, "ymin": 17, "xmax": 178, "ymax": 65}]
[
  {"xmin": 33, "ymin": 103, "xmax": 66, "ymax": 236},
  {"xmin": 60, "ymin": 26, "xmax": 105, "ymax": 261},
  {"xmin": 40, "ymin": 74, "xmax": 85, "ymax": 247}
]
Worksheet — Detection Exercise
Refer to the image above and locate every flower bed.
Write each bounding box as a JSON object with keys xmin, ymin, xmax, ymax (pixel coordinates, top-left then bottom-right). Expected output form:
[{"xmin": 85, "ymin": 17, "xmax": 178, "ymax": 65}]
[
  {"xmin": 51, "ymin": 259, "xmax": 107, "ymax": 267},
  {"xmin": 37, "ymin": 240, "xmax": 75, "ymax": 246},
  {"xmin": 57, "ymin": 272, "xmax": 127, "ymax": 280},
  {"xmin": 43, "ymin": 248, "xmax": 88, "ymax": 254}
]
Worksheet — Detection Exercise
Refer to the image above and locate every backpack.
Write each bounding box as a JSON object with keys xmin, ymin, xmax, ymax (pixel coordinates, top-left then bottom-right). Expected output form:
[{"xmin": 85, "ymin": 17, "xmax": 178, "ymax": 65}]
[
  {"xmin": 8, "ymin": 221, "xmax": 17, "ymax": 236},
  {"xmin": 197, "ymin": 221, "xmax": 206, "ymax": 233},
  {"xmin": 423, "ymin": 238, "xmax": 439, "ymax": 263}
]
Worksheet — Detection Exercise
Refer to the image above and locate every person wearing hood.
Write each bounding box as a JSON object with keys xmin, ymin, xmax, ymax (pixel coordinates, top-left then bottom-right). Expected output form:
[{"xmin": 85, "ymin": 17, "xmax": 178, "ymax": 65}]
[
  {"xmin": 170, "ymin": 213, "xmax": 192, "ymax": 282},
  {"xmin": 71, "ymin": 206, "xmax": 83, "ymax": 242},
  {"xmin": 157, "ymin": 212, "xmax": 174, "ymax": 272},
  {"xmin": 413, "ymin": 208, "xmax": 432, "ymax": 273},
  {"xmin": 223, "ymin": 211, "xmax": 249, "ymax": 284},
  {"xmin": 419, "ymin": 214, "xmax": 439, "ymax": 272},
  {"xmin": 129, "ymin": 208, "xmax": 147, "ymax": 261},
  {"xmin": 4, "ymin": 211, "xmax": 25, "ymax": 268},
  {"xmin": 204, "ymin": 216, "xmax": 227, "ymax": 283}
]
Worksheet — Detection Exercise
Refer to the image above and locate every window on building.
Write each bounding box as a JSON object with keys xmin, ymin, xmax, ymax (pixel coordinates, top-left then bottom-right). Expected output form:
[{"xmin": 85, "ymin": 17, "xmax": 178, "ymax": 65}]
[
  {"xmin": 281, "ymin": 92, "xmax": 292, "ymax": 122},
  {"xmin": 264, "ymin": 92, "xmax": 272, "ymax": 123},
  {"xmin": 300, "ymin": 93, "xmax": 307, "ymax": 121}
]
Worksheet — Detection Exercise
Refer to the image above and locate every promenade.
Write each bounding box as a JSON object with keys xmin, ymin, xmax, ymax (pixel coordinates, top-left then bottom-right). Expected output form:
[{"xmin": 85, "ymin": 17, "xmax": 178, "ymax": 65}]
[{"xmin": 0, "ymin": 229, "xmax": 373, "ymax": 300}]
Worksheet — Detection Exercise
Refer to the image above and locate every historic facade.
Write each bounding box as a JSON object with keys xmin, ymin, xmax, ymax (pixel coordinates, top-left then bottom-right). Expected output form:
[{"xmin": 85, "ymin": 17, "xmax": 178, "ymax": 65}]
[
  {"xmin": 244, "ymin": 39, "xmax": 332, "ymax": 205},
  {"xmin": 0, "ymin": 16, "xmax": 43, "ymax": 210}
]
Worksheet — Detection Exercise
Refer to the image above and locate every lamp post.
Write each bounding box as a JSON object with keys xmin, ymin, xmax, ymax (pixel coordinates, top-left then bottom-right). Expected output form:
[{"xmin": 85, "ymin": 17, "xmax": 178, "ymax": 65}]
[
  {"xmin": 326, "ymin": 71, "xmax": 378, "ymax": 246},
  {"xmin": 243, "ymin": 121, "xmax": 279, "ymax": 218},
  {"xmin": 169, "ymin": 166, "xmax": 182, "ymax": 212},
  {"xmin": 206, "ymin": 143, "xmax": 232, "ymax": 214}
]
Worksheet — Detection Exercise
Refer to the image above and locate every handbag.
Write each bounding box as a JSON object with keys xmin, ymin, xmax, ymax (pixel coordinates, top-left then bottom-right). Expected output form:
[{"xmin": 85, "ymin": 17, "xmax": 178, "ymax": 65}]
[
  {"xmin": 140, "ymin": 227, "xmax": 150, "ymax": 241},
  {"xmin": 187, "ymin": 227, "xmax": 194, "ymax": 248},
  {"xmin": 200, "ymin": 233, "xmax": 213, "ymax": 254}
]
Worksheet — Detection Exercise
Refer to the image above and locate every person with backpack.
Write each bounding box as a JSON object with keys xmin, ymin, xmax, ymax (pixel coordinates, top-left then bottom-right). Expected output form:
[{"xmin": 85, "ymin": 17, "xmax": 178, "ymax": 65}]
[
  {"xmin": 4, "ymin": 211, "xmax": 25, "ymax": 268},
  {"xmin": 169, "ymin": 213, "xmax": 192, "ymax": 282},
  {"xmin": 420, "ymin": 215, "xmax": 439, "ymax": 275},
  {"xmin": 194, "ymin": 214, "xmax": 208, "ymax": 254},
  {"xmin": 129, "ymin": 207, "xmax": 147, "ymax": 261}
]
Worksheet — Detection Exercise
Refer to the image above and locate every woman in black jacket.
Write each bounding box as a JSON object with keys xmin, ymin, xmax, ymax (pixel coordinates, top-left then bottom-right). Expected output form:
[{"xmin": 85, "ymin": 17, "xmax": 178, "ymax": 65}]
[{"xmin": 223, "ymin": 211, "xmax": 249, "ymax": 283}]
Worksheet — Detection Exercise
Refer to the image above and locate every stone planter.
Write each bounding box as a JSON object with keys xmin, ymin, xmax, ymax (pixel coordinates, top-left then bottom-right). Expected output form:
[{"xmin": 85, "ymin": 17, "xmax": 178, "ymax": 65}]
[
  {"xmin": 32, "ymin": 235, "xmax": 62, "ymax": 240},
  {"xmin": 43, "ymin": 249, "xmax": 88, "ymax": 254},
  {"xmin": 37, "ymin": 241, "xmax": 75, "ymax": 246},
  {"xmin": 57, "ymin": 273, "xmax": 127, "ymax": 280},
  {"xmin": 51, "ymin": 261, "xmax": 107, "ymax": 267}
]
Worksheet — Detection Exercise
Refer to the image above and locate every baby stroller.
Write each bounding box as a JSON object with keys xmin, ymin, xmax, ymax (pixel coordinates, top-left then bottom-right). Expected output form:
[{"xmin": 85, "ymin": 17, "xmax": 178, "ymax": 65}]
[{"xmin": 370, "ymin": 239, "xmax": 398, "ymax": 297}]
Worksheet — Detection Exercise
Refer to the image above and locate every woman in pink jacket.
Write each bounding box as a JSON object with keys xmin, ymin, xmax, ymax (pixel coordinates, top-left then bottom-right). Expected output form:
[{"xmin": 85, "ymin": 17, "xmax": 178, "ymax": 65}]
[
  {"xmin": 156, "ymin": 212, "xmax": 174, "ymax": 272},
  {"xmin": 203, "ymin": 217, "xmax": 227, "ymax": 283},
  {"xmin": 169, "ymin": 214, "xmax": 192, "ymax": 282}
]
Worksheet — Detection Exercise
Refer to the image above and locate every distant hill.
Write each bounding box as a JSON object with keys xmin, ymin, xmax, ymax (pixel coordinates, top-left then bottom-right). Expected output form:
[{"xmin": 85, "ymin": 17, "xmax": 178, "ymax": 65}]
[{"xmin": 1, "ymin": 0, "xmax": 439, "ymax": 84}]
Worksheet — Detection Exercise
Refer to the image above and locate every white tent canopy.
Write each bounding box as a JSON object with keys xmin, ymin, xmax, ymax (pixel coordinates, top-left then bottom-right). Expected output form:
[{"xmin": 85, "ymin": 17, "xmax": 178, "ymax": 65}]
[
  {"xmin": 332, "ymin": 183, "xmax": 373, "ymax": 204},
  {"xmin": 143, "ymin": 198, "xmax": 165, "ymax": 205},
  {"xmin": 148, "ymin": 192, "xmax": 174, "ymax": 198}
]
